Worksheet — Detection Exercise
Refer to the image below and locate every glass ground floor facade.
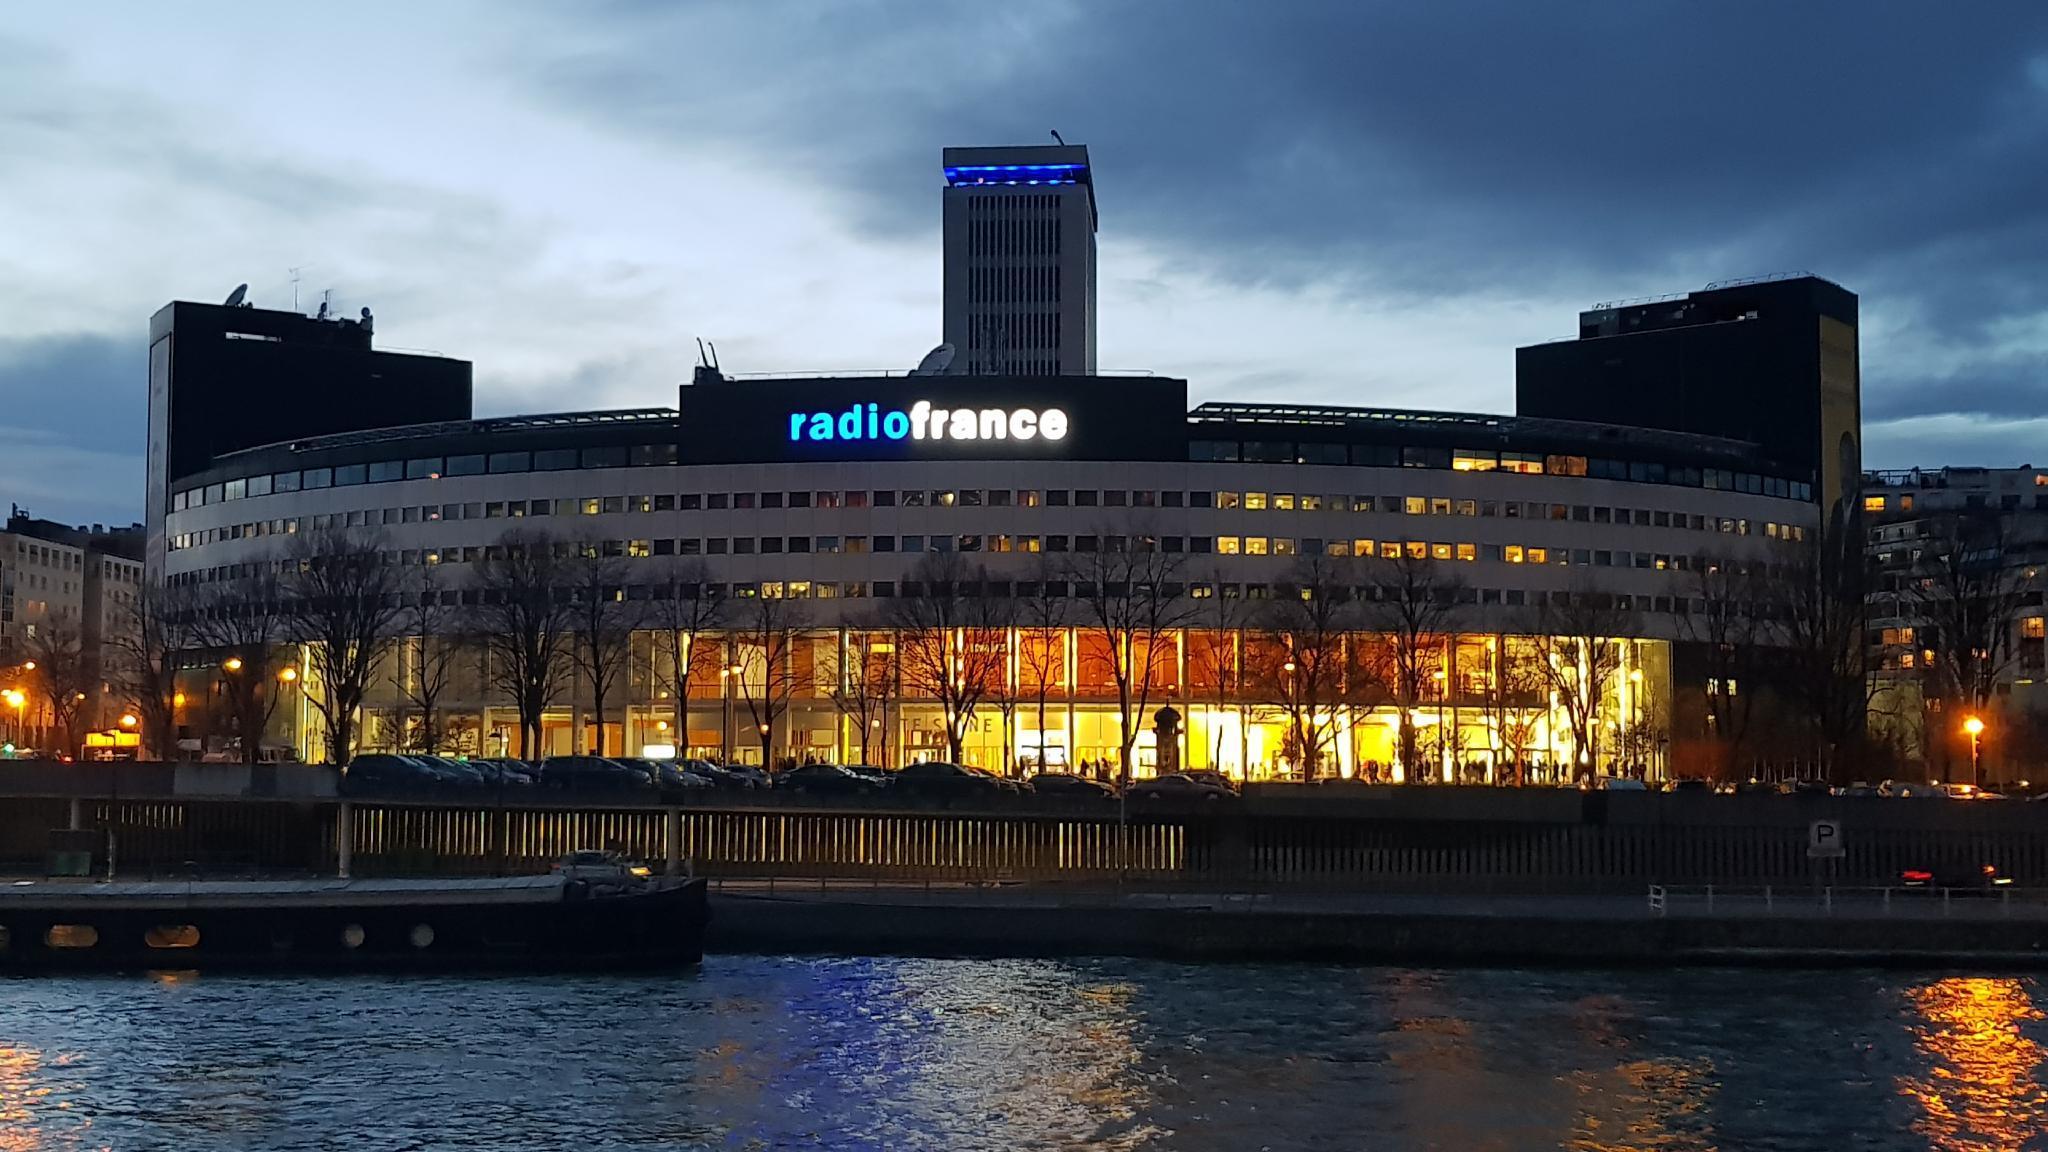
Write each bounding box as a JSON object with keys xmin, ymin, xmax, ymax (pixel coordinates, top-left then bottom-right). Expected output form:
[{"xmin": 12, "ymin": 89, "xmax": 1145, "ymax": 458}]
[{"xmin": 226, "ymin": 628, "xmax": 1675, "ymax": 784}]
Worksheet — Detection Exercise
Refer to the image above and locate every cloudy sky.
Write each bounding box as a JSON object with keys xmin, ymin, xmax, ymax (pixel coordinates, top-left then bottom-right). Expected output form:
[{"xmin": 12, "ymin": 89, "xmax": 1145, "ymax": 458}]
[{"xmin": 3, "ymin": 2, "xmax": 2046, "ymax": 525}]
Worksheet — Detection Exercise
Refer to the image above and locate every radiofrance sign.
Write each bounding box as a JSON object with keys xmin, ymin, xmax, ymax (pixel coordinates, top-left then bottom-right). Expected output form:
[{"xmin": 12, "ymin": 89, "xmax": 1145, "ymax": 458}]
[{"xmin": 788, "ymin": 400, "xmax": 1069, "ymax": 445}]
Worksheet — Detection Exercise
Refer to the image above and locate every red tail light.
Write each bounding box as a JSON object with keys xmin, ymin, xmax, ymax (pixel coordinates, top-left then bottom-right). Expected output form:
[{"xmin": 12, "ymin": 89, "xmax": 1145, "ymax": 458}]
[{"xmin": 1902, "ymin": 870, "xmax": 1933, "ymax": 882}]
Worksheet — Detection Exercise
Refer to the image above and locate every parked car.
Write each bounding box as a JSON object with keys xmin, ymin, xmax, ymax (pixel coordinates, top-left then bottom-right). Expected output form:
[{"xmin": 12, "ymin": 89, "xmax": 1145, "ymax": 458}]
[
  {"xmin": 1595, "ymin": 776, "xmax": 1648, "ymax": 791},
  {"xmin": 1179, "ymin": 770, "xmax": 1240, "ymax": 793},
  {"xmin": 341, "ymin": 753, "xmax": 443, "ymax": 795},
  {"xmin": 616, "ymin": 757, "xmax": 714, "ymax": 799},
  {"xmin": 1838, "ymin": 781, "xmax": 1881, "ymax": 798},
  {"xmin": 540, "ymin": 756, "xmax": 656, "ymax": 792},
  {"xmin": 891, "ymin": 761, "xmax": 1014, "ymax": 798},
  {"xmin": 1665, "ymin": 778, "xmax": 1714, "ymax": 794},
  {"xmin": 840, "ymin": 764, "xmax": 892, "ymax": 783},
  {"xmin": 680, "ymin": 759, "xmax": 768, "ymax": 789},
  {"xmin": 1891, "ymin": 782, "xmax": 1950, "ymax": 798},
  {"xmin": 1026, "ymin": 773, "xmax": 1116, "ymax": 799},
  {"xmin": 1127, "ymin": 773, "xmax": 1235, "ymax": 801},
  {"xmin": 775, "ymin": 763, "xmax": 881, "ymax": 795}
]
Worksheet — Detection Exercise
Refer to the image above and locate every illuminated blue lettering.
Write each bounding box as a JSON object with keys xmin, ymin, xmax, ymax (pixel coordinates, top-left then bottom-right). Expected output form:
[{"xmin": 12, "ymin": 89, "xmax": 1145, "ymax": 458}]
[
  {"xmin": 807, "ymin": 413, "xmax": 834, "ymax": 440},
  {"xmin": 882, "ymin": 410, "xmax": 910, "ymax": 439}
]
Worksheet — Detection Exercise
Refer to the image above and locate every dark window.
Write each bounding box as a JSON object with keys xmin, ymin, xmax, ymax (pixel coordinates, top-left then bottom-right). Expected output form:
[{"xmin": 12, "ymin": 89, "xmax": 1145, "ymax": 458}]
[
  {"xmin": 873, "ymin": 490, "xmax": 896, "ymax": 507},
  {"xmin": 1162, "ymin": 490, "xmax": 1184, "ymax": 508},
  {"xmin": 273, "ymin": 471, "xmax": 302, "ymax": 493},
  {"xmin": 787, "ymin": 491, "xmax": 811, "ymax": 508},
  {"xmin": 488, "ymin": 451, "xmax": 531, "ymax": 474},
  {"xmin": 1047, "ymin": 490, "xmax": 1070, "ymax": 506},
  {"xmin": 630, "ymin": 443, "xmax": 678, "ymax": 466},
  {"xmin": 1243, "ymin": 441, "xmax": 1293, "ymax": 463},
  {"xmin": 707, "ymin": 493, "xmax": 729, "ymax": 510},
  {"xmin": 445, "ymin": 454, "xmax": 486, "ymax": 477},
  {"xmin": 761, "ymin": 537, "xmax": 783, "ymax": 553},
  {"xmin": 333, "ymin": 463, "xmax": 367, "ymax": 487},
  {"xmin": 762, "ymin": 492, "xmax": 784, "ymax": 509},
  {"xmin": 1401, "ymin": 446, "xmax": 1451, "ymax": 469},
  {"xmin": 370, "ymin": 460, "xmax": 405, "ymax": 482},
  {"xmin": 1297, "ymin": 443, "xmax": 1345, "ymax": 465},
  {"xmin": 1190, "ymin": 440, "xmax": 1239, "ymax": 462},
  {"xmin": 1351, "ymin": 444, "xmax": 1400, "ymax": 467},
  {"xmin": 534, "ymin": 448, "xmax": 578, "ymax": 471},
  {"xmin": 1076, "ymin": 490, "xmax": 1099, "ymax": 507},
  {"xmin": 1190, "ymin": 491, "xmax": 1214, "ymax": 509},
  {"xmin": 679, "ymin": 493, "xmax": 702, "ymax": 510},
  {"xmin": 247, "ymin": 473, "xmax": 272, "ymax": 497},
  {"xmin": 581, "ymin": 446, "xmax": 628, "ymax": 469}
]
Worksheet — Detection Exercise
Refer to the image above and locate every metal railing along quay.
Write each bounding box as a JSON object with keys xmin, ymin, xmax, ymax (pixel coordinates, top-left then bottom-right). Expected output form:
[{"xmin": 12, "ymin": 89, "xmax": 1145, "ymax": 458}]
[{"xmin": 1648, "ymin": 884, "xmax": 2048, "ymax": 920}]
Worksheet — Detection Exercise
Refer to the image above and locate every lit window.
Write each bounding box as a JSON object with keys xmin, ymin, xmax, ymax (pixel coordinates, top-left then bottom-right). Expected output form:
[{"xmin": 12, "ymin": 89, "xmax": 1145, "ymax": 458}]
[
  {"xmin": 1217, "ymin": 537, "xmax": 1241, "ymax": 555},
  {"xmin": 1431, "ymin": 543, "xmax": 1453, "ymax": 561},
  {"xmin": 46, "ymin": 925, "xmax": 98, "ymax": 948},
  {"xmin": 2025, "ymin": 618, "xmax": 2046, "ymax": 640},
  {"xmin": 628, "ymin": 540, "xmax": 651, "ymax": 558},
  {"xmin": 1326, "ymin": 540, "xmax": 1349, "ymax": 557},
  {"xmin": 1273, "ymin": 494, "xmax": 1295, "ymax": 511},
  {"xmin": 1430, "ymin": 498, "xmax": 1452, "ymax": 516},
  {"xmin": 1405, "ymin": 541, "xmax": 1427, "ymax": 559},
  {"xmin": 1244, "ymin": 492, "xmax": 1268, "ymax": 510},
  {"xmin": 1863, "ymin": 495, "xmax": 1887, "ymax": 512},
  {"xmin": 1527, "ymin": 548, "xmax": 1548, "ymax": 564},
  {"xmin": 145, "ymin": 925, "xmax": 200, "ymax": 949},
  {"xmin": 1217, "ymin": 492, "xmax": 1241, "ymax": 509},
  {"xmin": 1380, "ymin": 542, "xmax": 1401, "ymax": 559},
  {"xmin": 1404, "ymin": 497, "xmax": 1427, "ymax": 515},
  {"xmin": 1299, "ymin": 495, "xmax": 1323, "ymax": 511},
  {"xmin": 1504, "ymin": 545, "xmax": 1524, "ymax": 564},
  {"xmin": 1456, "ymin": 543, "xmax": 1476, "ymax": 562},
  {"xmin": 1245, "ymin": 537, "xmax": 1269, "ymax": 556},
  {"xmin": 1452, "ymin": 450, "xmax": 1498, "ymax": 472},
  {"xmin": 1352, "ymin": 538, "xmax": 1375, "ymax": 557},
  {"xmin": 1273, "ymin": 538, "xmax": 1297, "ymax": 556}
]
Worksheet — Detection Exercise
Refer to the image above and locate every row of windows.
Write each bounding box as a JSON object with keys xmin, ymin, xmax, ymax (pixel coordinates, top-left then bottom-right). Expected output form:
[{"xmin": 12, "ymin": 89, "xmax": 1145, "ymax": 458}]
[
  {"xmin": 172, "ymin": 446, "xmax": 1815, "ymax": 511},
  {"xmin": 1188, "ymin": 441, "xmax": 1812, "ymax": 500},
  {"xmin": 1864, "ymin": 491, "xmax": 2048, "ymax": 514}
]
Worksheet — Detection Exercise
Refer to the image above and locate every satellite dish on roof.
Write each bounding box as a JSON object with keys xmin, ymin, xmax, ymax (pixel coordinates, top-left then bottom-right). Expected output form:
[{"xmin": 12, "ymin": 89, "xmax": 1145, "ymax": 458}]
[
  {"xmin": 912, "ymin": 343, "xmax": 957, "ymax": 376},
  {"xmin": 223, "ymin": 283, "xmax": 249, "ymax": 308}
]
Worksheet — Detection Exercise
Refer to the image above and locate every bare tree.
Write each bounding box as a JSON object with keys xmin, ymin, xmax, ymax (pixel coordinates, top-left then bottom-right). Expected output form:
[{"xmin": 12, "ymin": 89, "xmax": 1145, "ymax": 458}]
[
  {"xmin": 1763, "ymin": 517, "xmax": 1876, "ymax": 782},
  {"xmin": 1477, "ymin": 634, "xmax": 1547, "ymax": 785},
  {"xmin": 1683, "ymin": 549, "xmax": 1769, "ymax": 781},
  {"xmin": 887, "ymin": 551, "xmax": 1009, "ymax": 766},
  {"xmin": 194, "ymin": 559, "xmax": 287, "ymax": 764},
  {"xmin": 1367, "ymin": 550, "xmax": 1464, "ymax": 782},
  {"xmin": 393, "ymin": 562, "xmax": 466, "ymax": 754},
  {"xmin": 1255, "ymin": 551, "xmax": 1361, "ymax": 780},
  {"xmin": 474, "ymin": 531, "xmax": 573, "ymax": 759},
  {"xmin": 565, "ymin": 538, "xmax": 638, "ymax": 756},
  {"xmin": 1907, "ymin": 511, "xmax": 2041, "ymax": 727},
  {"xmin": 733, "ymin": 591, "xmax": 808, "ymax": 768},
  {"xmin": 1191, "ymin": 568, "xmax": 1258, "ymax": 778},
  {"xmin": 1016, "ymin": 554, "xmax": 1068, "ymax": 774},
  {"xmin": 1064, "ymin": 521, "xmax": 1191, "ymax": 786},
  {"xmin": 1534, "ymin": 578, "xmax": 1640, "ymax": 782},
  {"xmin": 27, "ymin": 625, "xmax": 93, "ymax": 759},
  {"xmin": 284, "ymin": 526, "xmax": 404, "ymax": 766},
  {"xmin": 650, "ymin": 559, "xmax": 728, "ymax": 741},
  {"xmin": 822, "ymin": 618, "xmax": 897, "ymax": 768},
  {"xmin": 107, "ymin": 580, "xmax": 200, "ymax": 761}
]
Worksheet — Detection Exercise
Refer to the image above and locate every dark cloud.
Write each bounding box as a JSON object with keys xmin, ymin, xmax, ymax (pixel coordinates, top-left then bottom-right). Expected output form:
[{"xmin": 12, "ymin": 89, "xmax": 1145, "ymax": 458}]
[
  {"xmin": 0, "ymin": 334, "xmax": 144, "ymax": 524},
  {"xmin": 523, "ymin": 0, "xmax": 2048, "ymax": 449}
]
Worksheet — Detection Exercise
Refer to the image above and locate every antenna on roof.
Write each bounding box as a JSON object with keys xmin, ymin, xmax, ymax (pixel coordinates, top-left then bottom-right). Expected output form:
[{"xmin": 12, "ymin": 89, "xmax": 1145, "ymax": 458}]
[
  {"xmin": 707, "ymin": 342, "xmax": 720, "ymax": 370},
  {"xmin": 1050, "ymin": 129, "xmax": 1066, "ymax": 146},
  {"xmin": 223, "ymin": 283, "xmax": 249, "ymax": 308},
  {"xmin": 316, "ymin": 289, "xmax": 331, "ymax": 321},
  {"xmin": 912, "ymin": 343, "xmax": 957, "ymax": 376},
  {"xmin": 695, "ymin": 338, "xmax": 709, "ymax": 368}
]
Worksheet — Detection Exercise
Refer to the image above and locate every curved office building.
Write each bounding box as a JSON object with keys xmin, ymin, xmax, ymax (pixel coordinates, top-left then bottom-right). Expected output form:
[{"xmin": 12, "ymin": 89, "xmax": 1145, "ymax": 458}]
[{"xmin": 155, "ymin": 364, "xmax": 1817, "ymax": 782}]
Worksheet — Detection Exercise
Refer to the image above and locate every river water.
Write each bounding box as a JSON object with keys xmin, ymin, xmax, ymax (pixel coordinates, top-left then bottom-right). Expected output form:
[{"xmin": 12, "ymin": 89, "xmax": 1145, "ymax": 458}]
[{"xmin": 0, "ymin": 960, "xmax": 2042, "ymax": 1150}]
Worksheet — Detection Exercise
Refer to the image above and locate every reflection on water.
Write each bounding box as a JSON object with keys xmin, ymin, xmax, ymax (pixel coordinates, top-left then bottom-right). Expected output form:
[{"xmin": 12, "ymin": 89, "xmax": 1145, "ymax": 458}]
[
  {"xmin": 0, "ymin": 963, "xmax": 2043, "ymax": 1149},
  {"xmin": 1903, "ymin": 977, "xmax": 2048, "ymax": 1151}
]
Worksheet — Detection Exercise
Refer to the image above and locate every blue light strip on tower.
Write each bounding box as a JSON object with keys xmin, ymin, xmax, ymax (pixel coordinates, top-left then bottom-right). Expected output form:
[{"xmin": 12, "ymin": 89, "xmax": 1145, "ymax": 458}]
[{"xmin": 943, "ymin": 163, "xmax": 1089, "ymax": 187}]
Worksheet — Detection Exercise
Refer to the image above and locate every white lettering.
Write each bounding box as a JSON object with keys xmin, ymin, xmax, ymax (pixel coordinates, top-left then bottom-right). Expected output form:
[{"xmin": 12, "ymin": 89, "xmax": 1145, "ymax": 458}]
[
  {"xmin": 948, "ymin": 409, "xmax": 977, "ymax": 439},
  {"xmin": 1008, "ymin": 408, "xmax": 1038, "ymax": 439},
  {"xmin": 1039, "ymin": 408, "xmax": 1069, "ymax": 441},
  {"xmin": 978, "ymin": 408, "xmax": 1006, "ymax": 439},
  {"xmin": 909, "ymin": 400, "xmax": 931, "ymax": 440}
]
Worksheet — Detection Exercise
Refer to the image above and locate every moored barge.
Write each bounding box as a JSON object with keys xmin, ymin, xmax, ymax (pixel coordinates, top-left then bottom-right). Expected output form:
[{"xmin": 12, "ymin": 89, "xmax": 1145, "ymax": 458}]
[{"xmin": 0, "ymin": 872, "xmax": 707, "ymax": 971}]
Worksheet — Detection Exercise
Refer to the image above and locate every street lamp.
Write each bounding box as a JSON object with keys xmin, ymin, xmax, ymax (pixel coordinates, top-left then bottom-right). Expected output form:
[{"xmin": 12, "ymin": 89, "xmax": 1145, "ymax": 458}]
[
  {"xmin": 1964, "ymin": 715, "xmax": 1986, "ymax": 787},
  {"xmin": 277, "ymin": 667, "xmax": 298, "ymax": 683},
  {"xmin": 119, "ymin": 714, "xmax": 137, "ymax": 729},
  {"xmin": 223, "ymin": 656, "xmax": 244, "ymax": 673}
]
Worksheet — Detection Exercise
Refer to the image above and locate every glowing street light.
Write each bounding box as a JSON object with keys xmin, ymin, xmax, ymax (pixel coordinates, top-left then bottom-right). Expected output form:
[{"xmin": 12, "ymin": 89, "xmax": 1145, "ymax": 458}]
[
  {"xmin": 173, "ymin": 691, "xmax": 187, "ymax": 708},
  {"xmin": 1964, "ymin": 715, "xmax": 1986, "ymax": 787},
  {"xmin": 277, "ymin": 667, "xmax": 298, "ymax": 683},
  {"xmin": 223, "ymin": 656, "xmax": 245, "ymax": 672},
  {"xmin": 21, "ymin": 661, "xmax": 33, "ymax": 672},
  {"xmin": 118, "ymin": 714, "xmax": 137, "ymax": 728}
]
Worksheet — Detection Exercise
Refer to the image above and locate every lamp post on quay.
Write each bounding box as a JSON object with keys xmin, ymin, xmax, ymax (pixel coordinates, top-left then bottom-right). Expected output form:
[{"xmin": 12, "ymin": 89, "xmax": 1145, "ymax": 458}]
[{"xmin": 1963, "ymin": 715, "xmax": 1986, "ymax": 788}]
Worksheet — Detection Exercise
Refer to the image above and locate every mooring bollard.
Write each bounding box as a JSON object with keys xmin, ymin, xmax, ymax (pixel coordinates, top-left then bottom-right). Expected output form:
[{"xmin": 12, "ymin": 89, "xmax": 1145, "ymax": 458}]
[{"xmin": 337, "ymin": 800, "xmax": 354, "ymax": 879}]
